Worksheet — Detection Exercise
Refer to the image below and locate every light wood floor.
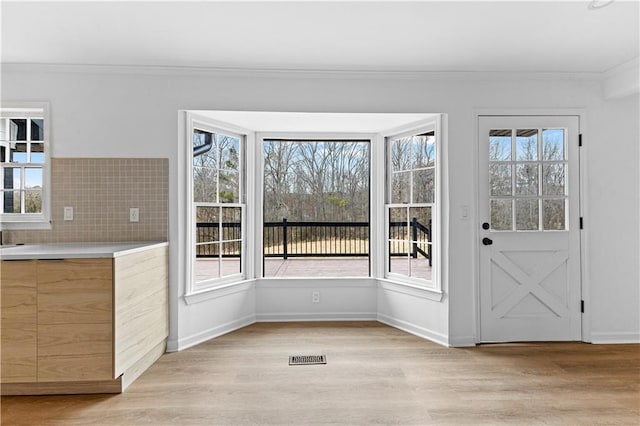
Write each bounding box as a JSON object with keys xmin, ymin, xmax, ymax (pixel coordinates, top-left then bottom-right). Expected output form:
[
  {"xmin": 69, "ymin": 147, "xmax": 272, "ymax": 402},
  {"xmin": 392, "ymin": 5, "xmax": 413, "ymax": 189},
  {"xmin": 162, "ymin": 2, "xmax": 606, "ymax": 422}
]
[{"xmin": 2, "ymin": 322, "xmax": 638, "ymax": 425}]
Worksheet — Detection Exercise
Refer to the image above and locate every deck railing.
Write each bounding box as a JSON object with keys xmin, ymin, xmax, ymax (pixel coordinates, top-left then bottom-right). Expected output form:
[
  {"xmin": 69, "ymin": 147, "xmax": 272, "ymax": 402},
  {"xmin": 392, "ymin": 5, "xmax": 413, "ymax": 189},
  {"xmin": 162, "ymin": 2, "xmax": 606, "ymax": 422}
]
[{"xmin": 196, "ymin": 219, "xmax": 431, "ymax": 265}]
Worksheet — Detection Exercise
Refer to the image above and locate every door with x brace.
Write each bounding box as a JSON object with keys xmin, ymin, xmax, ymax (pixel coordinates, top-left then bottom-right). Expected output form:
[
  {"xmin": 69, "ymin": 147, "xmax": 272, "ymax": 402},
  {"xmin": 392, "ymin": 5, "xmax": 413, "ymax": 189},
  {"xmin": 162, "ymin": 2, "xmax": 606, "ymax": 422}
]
[{"xmin": 478, "ymin": 116, "xmax": 581, "ymax": 342}]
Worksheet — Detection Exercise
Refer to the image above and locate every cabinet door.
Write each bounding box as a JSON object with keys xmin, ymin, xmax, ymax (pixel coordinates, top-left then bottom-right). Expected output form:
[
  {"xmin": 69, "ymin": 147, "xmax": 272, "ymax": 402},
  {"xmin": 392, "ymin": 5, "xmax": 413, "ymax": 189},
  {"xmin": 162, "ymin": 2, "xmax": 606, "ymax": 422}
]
[
  {"xmin": 1, "ymin": 261, "xmax": 38, "ymax": 383},
  {"xmin": 37, "ymin": 259, "xmax": 113, "ymax": 382}
]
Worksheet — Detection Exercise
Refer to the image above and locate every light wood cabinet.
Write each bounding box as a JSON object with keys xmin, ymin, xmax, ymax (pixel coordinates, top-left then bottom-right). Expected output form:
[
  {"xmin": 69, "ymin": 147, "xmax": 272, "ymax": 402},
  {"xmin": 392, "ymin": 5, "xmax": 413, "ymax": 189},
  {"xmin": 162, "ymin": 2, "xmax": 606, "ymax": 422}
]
[
  {"xmin": 37, "ymin": 259, "xmax": 113, "ymax": 382},
  {"xmin": 0, "ymin": 246, "xmax": 168, "ymax": 395},
  {"xmin": 1, "ymin": 261, "xmax": 38, "ymax": 383}
]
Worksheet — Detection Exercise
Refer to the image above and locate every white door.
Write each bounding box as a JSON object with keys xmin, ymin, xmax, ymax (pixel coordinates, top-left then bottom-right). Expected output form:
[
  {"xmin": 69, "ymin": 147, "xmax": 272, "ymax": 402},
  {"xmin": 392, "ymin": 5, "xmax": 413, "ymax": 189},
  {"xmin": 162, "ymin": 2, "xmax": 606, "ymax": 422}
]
[{"xmin": 478, "ymin": 116, "xmax": 581, "ymax": 342}]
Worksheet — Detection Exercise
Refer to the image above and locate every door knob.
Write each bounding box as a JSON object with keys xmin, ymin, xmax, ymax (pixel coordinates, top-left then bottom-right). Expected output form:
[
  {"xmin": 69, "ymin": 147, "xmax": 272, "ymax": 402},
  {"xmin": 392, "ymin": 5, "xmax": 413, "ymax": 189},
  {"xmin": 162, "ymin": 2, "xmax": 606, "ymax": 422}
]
[{"xmin": 482, "ymin": 237, "xmax": 493, "ymax": 246}]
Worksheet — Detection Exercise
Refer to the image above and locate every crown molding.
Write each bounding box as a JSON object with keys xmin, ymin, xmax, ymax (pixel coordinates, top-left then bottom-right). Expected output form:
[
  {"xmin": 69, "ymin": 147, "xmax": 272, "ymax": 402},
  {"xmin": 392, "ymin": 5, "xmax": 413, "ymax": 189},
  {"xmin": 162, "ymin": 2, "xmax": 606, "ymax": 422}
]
[
  {"xmin": 603, "ymin": 57, "xmax": 639, "ymax": 99},
  {"xmin": 0, "ymin": 62, "xmax": 605, "ymax": 82}
]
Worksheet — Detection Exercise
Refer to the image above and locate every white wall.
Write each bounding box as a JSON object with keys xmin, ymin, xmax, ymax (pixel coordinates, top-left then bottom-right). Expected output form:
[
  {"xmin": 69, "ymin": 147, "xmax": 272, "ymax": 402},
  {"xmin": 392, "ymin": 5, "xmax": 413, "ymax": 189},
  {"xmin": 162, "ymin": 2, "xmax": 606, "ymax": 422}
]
[{"xmin": 3, "ymin": 65, "xmax": 638, "ymax": 348}]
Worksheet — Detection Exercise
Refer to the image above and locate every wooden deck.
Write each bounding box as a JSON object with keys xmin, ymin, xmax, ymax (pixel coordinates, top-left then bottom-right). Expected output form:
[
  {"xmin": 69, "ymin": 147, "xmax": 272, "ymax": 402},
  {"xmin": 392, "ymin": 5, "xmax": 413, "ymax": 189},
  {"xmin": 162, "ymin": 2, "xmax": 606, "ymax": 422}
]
[{"xmin": 195, "ymin": 257, "xmax": 432, "ymax": 279}]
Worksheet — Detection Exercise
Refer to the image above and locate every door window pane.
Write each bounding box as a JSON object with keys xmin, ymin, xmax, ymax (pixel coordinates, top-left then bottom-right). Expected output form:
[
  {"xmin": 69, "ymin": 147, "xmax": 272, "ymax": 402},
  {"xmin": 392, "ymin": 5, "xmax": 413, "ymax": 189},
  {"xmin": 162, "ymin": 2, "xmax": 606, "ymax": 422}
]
[
  {"xmin": 516, "ymin": 129, "xmax": 538, "ymax": 161},
  {"xmin": 491, "ymin": 199, "xmax": 512, "ymax": 230},
  {"xmin": 543, "ymin": 199, "xmax": 566, "ymax": 230},
  {"xmin": 516, "ymin": 199, "xmax": 539, "ymax": 230},
  {"xmin": 542, "ymin": 129, "xmax": 565, "ymax": 160},
  {"xmin": 515, "ymin": 164, "xmax": 539, "ymax": 196},
  {"xmin": 490, "ymin": 164, "xmax": 512, "ymax": 196},
  {"xmin": 489, "ymin": 130, "xmax": 512, "ymax": 161},
  {"xmin": 542, "ymin": 164, "xmax": 565, "ymax": 195}
]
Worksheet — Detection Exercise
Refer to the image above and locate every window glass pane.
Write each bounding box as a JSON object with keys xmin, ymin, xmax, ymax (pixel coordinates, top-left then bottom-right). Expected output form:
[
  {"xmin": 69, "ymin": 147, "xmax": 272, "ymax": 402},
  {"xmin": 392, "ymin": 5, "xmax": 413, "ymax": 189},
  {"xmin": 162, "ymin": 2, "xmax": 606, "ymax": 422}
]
[
  {"xmin": 221, "ymin": 207, "xmax": 241, "ymax": 241},
  {"xmin": 389, "ymin": 207, "xmax": 408, "ymax": 241},
  {"xmin": 219, "ymin": 135, "xmax": 240, "ymax": 170},
  {"xmin": 409, "ymin": 207, "xmax": 432, "ymax": 237},
  {"xmin": 0, "ymin": 119, "xmax": 6, "ymax": 141},
  {"xmin": 491, "ymin": 199, "xmax": 512, "ymax": 230},
  {"xmin": 490, "ymin": 163, "xmax": 512, "ymax": 196},
  {"xmin": 389, "ymin": 251, "xmax": 409, "ymax": 276},
  {"xmin": 391, "ymin": 137, "xmax": 412, "ymax": 171},
  {"xmin": 9, "ymin": 143, "xmax": 27, "ymax": 163},
  {"xmin": 193, "ymin": 129, "xmax": 214, "ymax": 157},
  {"xmin": 30, "ymin": 143, "xmax": 45, "ymax": 163},
  {"xmin": 410, "ymin": 242, "xmax": 432, "ymax": 281},
  {"xmin": 3, "ymin": 191, "xmax": 21, "ymax": 213},
  {"xmin": 391, "ymin": 171, "xmax": 410, "ymax": 203},
  {"xmin": 543, "ymin": 129, "xmax": 565, "ymax": 160},
  {"xmin": 31, "ymin": 119, "xmax": 44, "ymax": 141},
  {"xmin": 413, "ymin": 134, "xmax": 435, "ymax": 168},
  {"xmin": 9, "ymin": 119, "xmax": 27, "ymax": 141},
  {"xmin": 516, "ymin": 129, "xmax": 538, "ymax": 161},
  {"xmin": 516, "ymin": 199, "xmax": 539, "ymax": 230},
  {"xmin": 221, "ymin": 242, "xmax": 241, "ymax": 276},
  {"xmin": 196, "ymin": 206, "xmax": 219, "ymax": 243},
  {"xmin": 193, "ymin": 167, "xmax": 216, "ymax": 203},
  {"xmin": 25, "ymin": 168, "xmax": 42, "ymax": 189},
  {"xmin": 542, "ymin": 164, "xmax": 565, "ymax": 196},
  {"xmin": 3, "ymin": 168, "xmax": 21, "ymax": 190},
  {"xmin": 194, "ymin": 246, "xmax": 219, "ymax": 281},
  {"xmin": 543, "ymin": 199, "xmax": 566, "ymax": 230},
  {"xmin": 263, "ymin": 140, "xmax": 369, "ymax": 278},
  {"xmin": 413, "ymin": 168, "xmax": 434, "ymax": 203},
  {"xmin": 219, "ymin": 170, "xmax": 239, "ymax": 203},
  {"xmin": 489, "ymin": 129, "xmax": 511, "ymax": 161},
  {"xmin": 25, "ymin": 190, "xmax": 42, "ymax": 213},
  {"xmin": 515, "ymin": 164, "xmax": 539, "ymax": 196}
]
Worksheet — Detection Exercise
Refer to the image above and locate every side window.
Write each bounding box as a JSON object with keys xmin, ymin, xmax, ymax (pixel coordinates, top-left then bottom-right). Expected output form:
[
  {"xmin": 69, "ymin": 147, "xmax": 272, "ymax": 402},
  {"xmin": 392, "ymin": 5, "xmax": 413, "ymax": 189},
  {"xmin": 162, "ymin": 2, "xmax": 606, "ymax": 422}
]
[
  {"xmin": 190, "ymin": 121, "xmax": 245, "ymax": 291},
  {"xmin": 0, "ymin": 105, "xmax": 50, "ymax": 227},
  {"xmin": 386, "ymin": 130, "xmax": 437, "ymax": 287}
]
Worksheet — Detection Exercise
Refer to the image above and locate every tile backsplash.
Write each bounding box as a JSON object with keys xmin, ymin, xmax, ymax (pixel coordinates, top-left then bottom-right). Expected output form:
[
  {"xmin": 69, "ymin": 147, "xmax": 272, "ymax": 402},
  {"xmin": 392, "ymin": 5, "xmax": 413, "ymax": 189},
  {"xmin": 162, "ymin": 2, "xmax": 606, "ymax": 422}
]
[{"xmin": 4, "ymin": 158, "xmax": 168, "ymax": 244}]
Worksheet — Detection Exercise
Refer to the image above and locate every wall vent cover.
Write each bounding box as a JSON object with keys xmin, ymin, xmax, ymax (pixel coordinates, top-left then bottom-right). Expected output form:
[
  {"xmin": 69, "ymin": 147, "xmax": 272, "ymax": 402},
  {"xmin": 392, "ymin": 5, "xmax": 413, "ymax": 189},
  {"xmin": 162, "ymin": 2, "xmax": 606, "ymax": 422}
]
[{"xmin": 289, "ymin": 355, "xmax": 327, "ymax": 365}]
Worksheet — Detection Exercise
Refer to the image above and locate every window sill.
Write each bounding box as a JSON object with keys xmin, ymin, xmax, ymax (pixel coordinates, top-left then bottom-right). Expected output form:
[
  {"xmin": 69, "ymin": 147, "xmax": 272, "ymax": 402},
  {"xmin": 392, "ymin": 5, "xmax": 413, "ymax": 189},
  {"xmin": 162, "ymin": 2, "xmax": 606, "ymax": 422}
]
[
  {"xmin": 184, "ymin": 279, "xmax": 255, "ymax": 305},
  {"xmin": 1, "ymin": 219, "xmax": 51, "ymax": 231},
  {"xmin": 377, "ymin": 279, "xmax": 444, "ymax": 301}
]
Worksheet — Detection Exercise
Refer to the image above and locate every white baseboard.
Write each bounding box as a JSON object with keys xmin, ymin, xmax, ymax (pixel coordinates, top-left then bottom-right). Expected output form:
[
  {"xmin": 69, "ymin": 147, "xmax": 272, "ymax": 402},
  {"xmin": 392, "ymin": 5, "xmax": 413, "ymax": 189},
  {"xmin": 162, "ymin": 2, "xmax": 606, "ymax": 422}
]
[
  {"xmin": 255, "ymin": 312, "xmax": 377, "ymax": 322},
  {"xmin": 590, "ymin": 331, "xmax": 640, "ymax": 344},
  {"xmin": 448, "ymin": 335, "xmax": 477, "ymax": 347},
  {"xmin": 377, "ymin": 313, "xmax": 449, "ymax": 347},
  {"xmin": 176, "ymin": 314, "xmax": 256, "ymax": 351}
]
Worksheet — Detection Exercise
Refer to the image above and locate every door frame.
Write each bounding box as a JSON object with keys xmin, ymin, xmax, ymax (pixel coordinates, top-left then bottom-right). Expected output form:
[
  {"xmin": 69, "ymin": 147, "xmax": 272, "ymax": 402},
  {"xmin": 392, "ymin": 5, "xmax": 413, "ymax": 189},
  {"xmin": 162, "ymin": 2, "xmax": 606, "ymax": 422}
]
[{"xmin": 472, "ymin": 108, "xmax": 589, "ymax": 343}]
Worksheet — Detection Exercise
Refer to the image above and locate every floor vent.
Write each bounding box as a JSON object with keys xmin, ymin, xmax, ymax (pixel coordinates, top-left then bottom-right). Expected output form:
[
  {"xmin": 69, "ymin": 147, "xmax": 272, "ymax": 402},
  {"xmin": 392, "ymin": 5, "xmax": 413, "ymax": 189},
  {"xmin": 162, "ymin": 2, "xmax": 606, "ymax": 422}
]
[{"xmin": 289, "ymin": 355, "xmax": 327, "ymax": 366}]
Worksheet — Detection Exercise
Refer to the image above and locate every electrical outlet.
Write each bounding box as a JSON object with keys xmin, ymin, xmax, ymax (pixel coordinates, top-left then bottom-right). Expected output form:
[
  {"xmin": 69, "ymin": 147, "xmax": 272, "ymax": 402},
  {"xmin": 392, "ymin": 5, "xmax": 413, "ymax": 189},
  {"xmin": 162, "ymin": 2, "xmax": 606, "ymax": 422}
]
[
  {"xmin": 64, "ymin": 206, "xmax": 73, "ymax": 221},
  {"xmin": 312, "ymin": 291, "xmax": 320, "ymax": 303},
  {"xmin": 129, "ymin": 208, "xmax": 139, "ymax": 223}
]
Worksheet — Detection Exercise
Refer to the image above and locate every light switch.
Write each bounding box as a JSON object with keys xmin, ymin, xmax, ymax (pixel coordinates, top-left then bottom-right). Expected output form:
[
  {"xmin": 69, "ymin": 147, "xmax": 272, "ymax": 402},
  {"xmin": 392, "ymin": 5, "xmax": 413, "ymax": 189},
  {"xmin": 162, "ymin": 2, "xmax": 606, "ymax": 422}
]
[
  {"xmin": 64, "ymin": 206, "xmax": 73, "ymax": 221},
  {"xmin": 129, "ymin": 208, "xmax": 139, "ymax": 223},
  {"xmin": 460, "ymin": 205, "xmax": 470, "ymax": 220}
]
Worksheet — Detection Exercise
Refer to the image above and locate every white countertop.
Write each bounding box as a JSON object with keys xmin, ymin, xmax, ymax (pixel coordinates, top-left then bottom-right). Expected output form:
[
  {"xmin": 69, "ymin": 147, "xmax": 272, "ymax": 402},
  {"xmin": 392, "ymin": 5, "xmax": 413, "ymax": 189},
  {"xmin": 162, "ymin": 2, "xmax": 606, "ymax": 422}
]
[{"xmin": 0, "ymin": 241, "xmax": 168, "ymax": 260}]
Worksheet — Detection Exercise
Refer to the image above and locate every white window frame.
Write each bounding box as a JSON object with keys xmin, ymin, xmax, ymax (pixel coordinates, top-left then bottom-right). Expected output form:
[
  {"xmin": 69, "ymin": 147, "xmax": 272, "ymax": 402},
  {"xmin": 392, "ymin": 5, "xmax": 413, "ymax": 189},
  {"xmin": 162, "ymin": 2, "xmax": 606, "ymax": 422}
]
[
  {"xmin": 185, "ymin": 113, "xmax": 248, "ymax": 295},
  {"xmin": 382, "ymin": 117, "xmax": 442, "ymax": 293},
  {"xmin": 0, "ymin": 103, "xmax": 51, "ymax": 230}
]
